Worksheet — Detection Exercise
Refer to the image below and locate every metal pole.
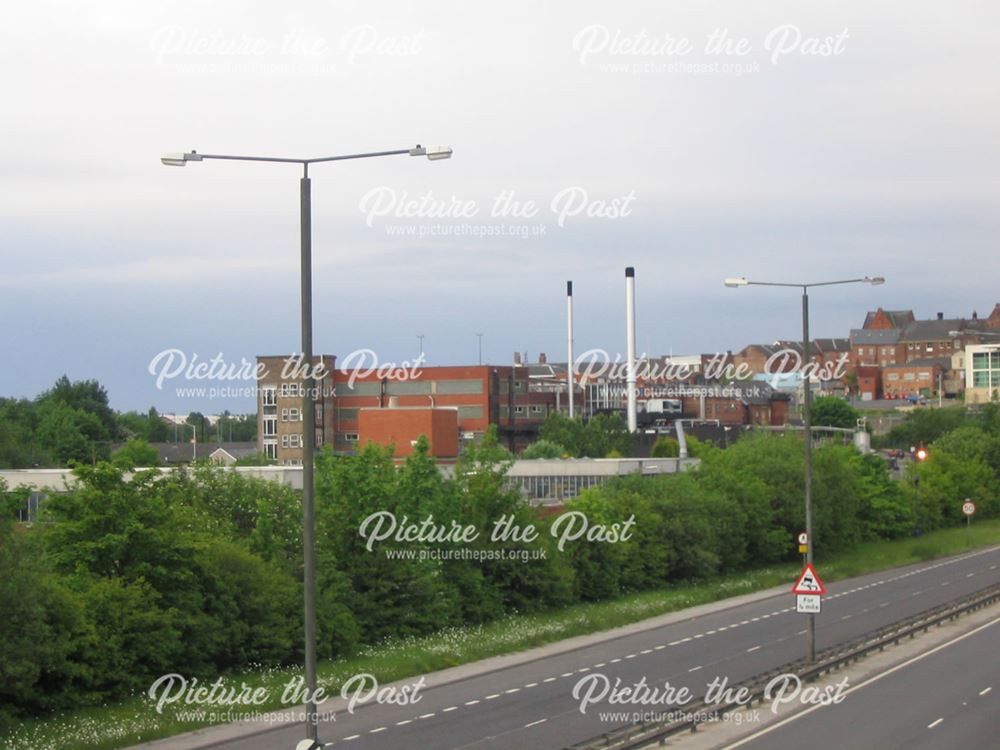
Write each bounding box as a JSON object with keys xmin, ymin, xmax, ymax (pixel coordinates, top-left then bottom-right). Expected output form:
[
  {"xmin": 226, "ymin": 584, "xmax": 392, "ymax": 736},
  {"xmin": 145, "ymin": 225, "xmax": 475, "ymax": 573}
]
[
  {"xmin": 802, "ymin": 288, "xmax": 816, "ymax": 663},
  {"xmin": 477, "ymin": 333, "xmax": 483, "ymax": 366},
  {"xmin": 300, "ymin": 169, "xmax": 319, "ymax": 744},
  {"xmin": 625, "ymin": 267, "xmax": 637, "ymax": 432},
  {"xmin": 567, "ymin": 281, "xmax": 575, "ymax": 419}
]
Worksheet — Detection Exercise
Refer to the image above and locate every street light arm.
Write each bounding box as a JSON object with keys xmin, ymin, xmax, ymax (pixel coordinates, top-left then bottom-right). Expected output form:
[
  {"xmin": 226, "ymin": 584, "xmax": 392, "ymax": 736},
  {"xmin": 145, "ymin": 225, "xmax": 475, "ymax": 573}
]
[
  {"xmin": 726, "ymin": 277, "xmax": 884, "ymax": 291},
  {"xmin": 161, "ymin": 145, "xmax": 450, "ymax": 167}
]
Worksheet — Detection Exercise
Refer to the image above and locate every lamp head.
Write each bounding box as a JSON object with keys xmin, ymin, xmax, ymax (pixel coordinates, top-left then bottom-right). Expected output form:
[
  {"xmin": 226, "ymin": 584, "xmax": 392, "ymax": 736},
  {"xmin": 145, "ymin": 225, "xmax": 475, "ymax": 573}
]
[
  {"xmin": 160, "ymin": 151, "xmax": 203, "ymax": 167},
  {"xmin": 409, "ymin": 144, "xmax": 453, "ymax": 160},
  {"xmin": 724, "ymin": 277, "xmax": 749, "ymax": 288}
]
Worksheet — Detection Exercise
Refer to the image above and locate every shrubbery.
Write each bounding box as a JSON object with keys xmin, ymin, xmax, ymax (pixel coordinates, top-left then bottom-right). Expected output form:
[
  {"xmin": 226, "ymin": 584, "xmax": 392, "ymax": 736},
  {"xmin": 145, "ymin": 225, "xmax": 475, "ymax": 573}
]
[{"xmin": 2, "ymin": 413, "xmax": 998, "ymax": 731}]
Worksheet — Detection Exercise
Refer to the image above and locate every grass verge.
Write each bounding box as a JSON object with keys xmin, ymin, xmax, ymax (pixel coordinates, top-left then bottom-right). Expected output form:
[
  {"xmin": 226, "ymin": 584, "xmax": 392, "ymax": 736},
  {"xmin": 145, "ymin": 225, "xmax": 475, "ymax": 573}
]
[{"xmin": 4, "ymin": 519, "xmax": 999, "ymax": 750}]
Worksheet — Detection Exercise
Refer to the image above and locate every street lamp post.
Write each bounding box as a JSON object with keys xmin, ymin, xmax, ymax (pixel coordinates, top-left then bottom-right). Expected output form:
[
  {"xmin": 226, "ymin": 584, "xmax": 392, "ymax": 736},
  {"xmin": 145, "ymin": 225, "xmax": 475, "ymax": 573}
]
[
  {"xmin": 162, "ymin": 144, "xmax": 452, "ymax": 748},
  {"xmin": 724, "ymin": 275, "xmax": 884, "ymax": 663},
  {"xmin": 476, "ymin": 332, "xmax": 484, "ymax": 365}
]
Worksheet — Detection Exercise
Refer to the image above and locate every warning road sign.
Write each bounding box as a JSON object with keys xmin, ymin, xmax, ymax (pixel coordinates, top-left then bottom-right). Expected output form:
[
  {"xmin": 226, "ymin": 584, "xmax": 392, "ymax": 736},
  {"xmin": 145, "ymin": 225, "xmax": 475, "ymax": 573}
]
[{"xmin": 792, "ymin": 563, "xmax": 827, "ymax": 595}]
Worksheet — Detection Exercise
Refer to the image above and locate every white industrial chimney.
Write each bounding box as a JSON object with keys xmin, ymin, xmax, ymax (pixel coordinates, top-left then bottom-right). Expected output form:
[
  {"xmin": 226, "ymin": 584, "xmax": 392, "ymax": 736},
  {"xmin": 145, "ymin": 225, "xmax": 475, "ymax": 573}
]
[
  {"xmin": 625, "ymin": 267, "xmax": 637, "ymax": 432},
  {"xmin": 567, "ymin": 280, "xmax": 575, "ymax": 419}
]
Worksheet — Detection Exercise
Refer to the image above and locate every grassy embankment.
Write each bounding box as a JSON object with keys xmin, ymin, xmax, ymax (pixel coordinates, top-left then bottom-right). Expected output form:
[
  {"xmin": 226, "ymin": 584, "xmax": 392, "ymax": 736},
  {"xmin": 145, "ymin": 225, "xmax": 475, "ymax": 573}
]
[{"xmin": 5, "ymin": 520, "xmax": 999, "ymax": 750}]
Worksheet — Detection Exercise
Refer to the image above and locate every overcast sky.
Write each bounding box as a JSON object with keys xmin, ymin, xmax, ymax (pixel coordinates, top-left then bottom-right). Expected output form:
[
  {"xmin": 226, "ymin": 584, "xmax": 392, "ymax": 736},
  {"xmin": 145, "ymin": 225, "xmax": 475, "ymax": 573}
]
[{"xmin": 2, "ymin": 1, "xmax": 998, "ymax": 413}]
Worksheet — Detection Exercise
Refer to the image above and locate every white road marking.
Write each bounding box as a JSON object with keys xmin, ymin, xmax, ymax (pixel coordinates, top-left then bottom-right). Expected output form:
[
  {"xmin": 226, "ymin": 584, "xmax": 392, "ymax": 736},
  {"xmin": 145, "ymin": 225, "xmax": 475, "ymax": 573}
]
[
  {"xmin": 561, "ymin": 672, "xmax": 574, "ymax": 677},
  {"xmin": 419, "ymin": 713, "xmax": 436, "ymax": 719},
  {"xmin": 654, "ymin": 645, "xmax": 666, "ymax": 650},
  {"xmin": 343, "ymin": 735, "xmax": 360, "ymax": 741},
  {"xmin": 370, "ymin": 727, "xmax": 386, "ymax": 733},
  {"xmin": 543, "ymin": 677, "xmax": 557, "ymax": 683},
  {"xmin": 486, "ymin": 694, "xmax": 500, "ymax": 700},
  {"xmin": 721, "ymin": 613, "xmax": 1000, "ymax": 749},
  {"xmin": 525, "ymin": 682, "xmax": 538, "ymax": 688},
  {"xmin": 928, "ymin": 718, "xmax": 943, "ymax": 729},
  {"xmin": 443, "ymin": 706, "xmax": 458, "ymax": 712},
  {"xmin": 689, "ymin": 665, "xmax": 703, "ymax": 672},
  {"xmin": 525, "ymin": 718, "xmax": 548, "ymax": 728},
  {"xmin": 625, "ymin": 653, "xmax": 638, "ymax": 658},
  {"xmin": 610, "ymin": 658, "xmax": 622, "ymax": 663},
  {"xmin": 640, "ymin": 648, "xmax": 652, "ymax": 654},
  {"xmin": 397, "ymin": 719, "xmax": 412, "ymax": 725},
  {"xmin": 464, "ymin": 700, "xmax": 480, "ymax": 706},
  {"xmin": 506, "ymin": 688, "xmax": 521, "ymax": 693},
  {"xmin": 980, "ymin": 687, "xmax": 993, "ymax": 696},
  {"xmin": 747, "ymin": 645, "xmax": 761, "ymax": 652}
]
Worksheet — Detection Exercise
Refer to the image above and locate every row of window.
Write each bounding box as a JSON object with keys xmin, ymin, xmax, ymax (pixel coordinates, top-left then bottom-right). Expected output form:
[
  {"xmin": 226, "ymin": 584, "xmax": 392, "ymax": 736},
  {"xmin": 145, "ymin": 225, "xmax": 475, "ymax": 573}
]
[{"xmin": 886, "ymin": 372, "xmax": 933, "ymax": 382}]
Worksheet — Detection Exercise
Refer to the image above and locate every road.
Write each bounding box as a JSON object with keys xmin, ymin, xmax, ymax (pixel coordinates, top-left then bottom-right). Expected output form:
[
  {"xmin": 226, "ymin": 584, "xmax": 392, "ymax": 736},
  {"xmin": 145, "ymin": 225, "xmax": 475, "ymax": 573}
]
[
  {"xmin": 158, "ymin": 545, "xmax": 1000, "ymax": 750},
  {"xmin": 725, "ymin": 611, "xmax": 1000, "ymax": 749}
]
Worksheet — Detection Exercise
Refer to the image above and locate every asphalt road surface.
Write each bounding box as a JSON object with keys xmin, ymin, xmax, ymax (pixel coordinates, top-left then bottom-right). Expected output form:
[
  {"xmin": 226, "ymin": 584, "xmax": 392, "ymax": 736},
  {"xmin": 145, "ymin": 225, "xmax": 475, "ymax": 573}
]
[
  {"xmin": 725, "ymin": 611, "xmax": 1000, "ymax": 750},
  {"xmin": 186, "ymin": 545, "xmax": 1000, "ymax": 750}
]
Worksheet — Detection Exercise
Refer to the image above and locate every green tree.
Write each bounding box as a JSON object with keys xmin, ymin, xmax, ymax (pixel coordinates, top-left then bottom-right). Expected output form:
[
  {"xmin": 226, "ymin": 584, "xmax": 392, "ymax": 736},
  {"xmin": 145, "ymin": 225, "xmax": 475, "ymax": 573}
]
[
  {"xmin": 810, "ymin": 396, "xmax": 861, "ymax": 429},
  {"xmin": 521, "ymin": 439, "xmax": 567, "ymax": 459},
  {"xmin": 111, "ymin": 438, "xmax": 161, "ymax": 469},
  {"xmin": 650, "ymin": 436, "xmax": 680, "ymax": 457}
]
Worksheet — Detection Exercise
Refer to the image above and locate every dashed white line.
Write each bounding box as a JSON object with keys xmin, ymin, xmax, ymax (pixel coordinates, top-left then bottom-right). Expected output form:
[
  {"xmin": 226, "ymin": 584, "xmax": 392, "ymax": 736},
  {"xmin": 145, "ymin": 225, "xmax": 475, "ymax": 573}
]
[
  {"xmin": 747, "ymin": 645, "xmax": 761, "ymax": 652},
  {"xmin": 561, "ymin": 672, "xmax": 574, "ymax": 677},
  {"xmin": 928, "ymin": 718, "xmax": 944, "ymax": 729},
  {"xmin": 397, "ymin": 719, "xmax": 412, "ymax": 726},
  {"xmin": 419, "ymin": 712, "xmax": 436, "ymax": 719},
  {"xmin": 576, "ymin": 668, "xmax": 590, "ymax": 673},
  {"xmin": 625, "ymin": 653, "xmax": 638, "ymax": 658},
  {"xmin": 343, "ymin": 735, "xmax": 360, "ymax": 741},
  {"xmin": 525, "ymin": 682, "xmax": 538, "ymax": 688},
  {"xmin": 525, "ymin": 718, "xmax": 548, "ymax": 728},
  {"xmin": 543, "ymin": 677, "xmax": 557, "ymax": 683},
  {"xmin": 980, "ymin": 687, "xmax": 993, "ymax": 696},
  {"xmin": 506, "ymin": 687, "xmax": 521, "ymax": 693},
  {"xmin": 443, "ymin": 706, "xmax": 458, "ymax": 712},
  {"xmin": 485, "ymin": 694, "xmax": 500, "ymax": 700},
  {"xmin": 640, "ymin": 648, "xmax": 652, "ymax": 654},
  {"xmin": 610, "ymin": 658, "xmax": 622, "ymax": 663},
  {"xmin": 689, "ymin": 665, "xmax": 703, "ymax": 672},
  {"xmin": 654, "ymin": 645, "xmax": 666, "ymax": 650},
  {"xmin": 370, "ymin": 727, "xmax": 386, "ymax": 734},
  {"xmin": 464, "ymin": 700, "xmax": 480, "ymax": 706}
]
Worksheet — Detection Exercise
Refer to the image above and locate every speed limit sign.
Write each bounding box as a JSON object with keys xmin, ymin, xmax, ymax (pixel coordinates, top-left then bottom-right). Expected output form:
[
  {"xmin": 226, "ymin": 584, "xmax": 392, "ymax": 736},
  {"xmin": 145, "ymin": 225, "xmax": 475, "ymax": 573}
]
[{"xmin": 963, "ymin": 501, "xmax": 976, "ymax": 516}]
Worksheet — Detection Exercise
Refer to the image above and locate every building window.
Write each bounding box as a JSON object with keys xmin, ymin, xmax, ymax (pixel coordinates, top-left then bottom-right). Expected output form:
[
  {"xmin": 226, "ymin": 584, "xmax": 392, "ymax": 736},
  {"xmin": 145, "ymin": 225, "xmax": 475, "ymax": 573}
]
[
  {"xmin": 262, "ymin": 387, "xmax": 277, "ymax": 407},
  {"xmin": 531, "ymin": 405, "xmax": 543, "ymax": 414},
  {"xmin": 289, "ymin": 434, "xmax": 302, "ymax": 448},
  {"xmin": 514, "ymin": 406, "xmax": 525, "ymax": 415},
  {"xmin": 263, "ymin": 416, "xmax": 277, "ymax": 436},
  {"xmin": 904, "ymin": 373, "xmax": 916, "ymax": 381},
  {"xmin": 281, "ymin": 435, "xmax": 289, "ymax": 448},
  {"xmin": 918, "ymin": 372, "xmax": 931, "ymax": 380},
  {"xmin": 343, "ymin": 433, "xmax": 359, "ymax": 442},
  {"xmin": 263, "ymin": 441, "xmax": 277, "ymax": 459},
  {"xmin": 887, "ymin": 373, "xmax": 899, "ymax": 381}
]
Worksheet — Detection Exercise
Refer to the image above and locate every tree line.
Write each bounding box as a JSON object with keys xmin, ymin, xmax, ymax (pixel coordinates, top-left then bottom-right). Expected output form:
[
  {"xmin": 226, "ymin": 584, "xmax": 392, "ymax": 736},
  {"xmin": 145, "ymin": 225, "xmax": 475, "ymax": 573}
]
[
  {"xmin": 2, "ymin": 406, "xmax": 999, "ymax": 732},
  {"xmin": 0, "ymin": 376, "xmax": 256, "ymax": 468}
]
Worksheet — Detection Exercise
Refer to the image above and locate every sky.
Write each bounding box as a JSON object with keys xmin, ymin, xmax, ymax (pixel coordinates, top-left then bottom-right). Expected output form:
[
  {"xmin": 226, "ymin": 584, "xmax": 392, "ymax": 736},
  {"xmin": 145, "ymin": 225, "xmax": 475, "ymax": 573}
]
[{"xmin": 1, "ymin": 1, "xmax": 998, "ymax": 413}]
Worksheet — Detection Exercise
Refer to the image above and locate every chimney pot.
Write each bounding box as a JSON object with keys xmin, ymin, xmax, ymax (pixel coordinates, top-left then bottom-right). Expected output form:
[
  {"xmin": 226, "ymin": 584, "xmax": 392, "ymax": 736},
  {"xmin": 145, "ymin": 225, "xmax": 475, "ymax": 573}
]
[
  {"xmin": 539, "ymin": 352, "xmax": 547, "ymax": 364},
  {"xmin": 514, "ymin": 352, "xmax": 522, "ymax": 365},
  {"xmin": 937, "ymin": 312, "xmax": 943, "ymax": 320}
]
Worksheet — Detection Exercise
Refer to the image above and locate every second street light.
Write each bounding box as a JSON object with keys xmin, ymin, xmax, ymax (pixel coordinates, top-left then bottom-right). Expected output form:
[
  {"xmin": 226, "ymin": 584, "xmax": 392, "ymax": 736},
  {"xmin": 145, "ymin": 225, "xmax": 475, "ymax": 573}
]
[
  {"xmin": 162, "ymin": 143, "xmax": 452, "ymax": 749},
  {"xmin": 724, "ymin": 274, "xmax": 884, "ymax": 663}
]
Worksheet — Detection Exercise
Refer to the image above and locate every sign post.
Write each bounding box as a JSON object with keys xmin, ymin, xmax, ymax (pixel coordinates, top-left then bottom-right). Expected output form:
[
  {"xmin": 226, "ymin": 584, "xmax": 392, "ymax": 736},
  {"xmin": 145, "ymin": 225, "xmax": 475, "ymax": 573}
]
[
  {"xmin": 793, "ymin": 563, "xmax": 826, "ymax": 615},
  {"xmin": 963, "ymin": 500, "xmax": 976, "ymax": 539}
]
